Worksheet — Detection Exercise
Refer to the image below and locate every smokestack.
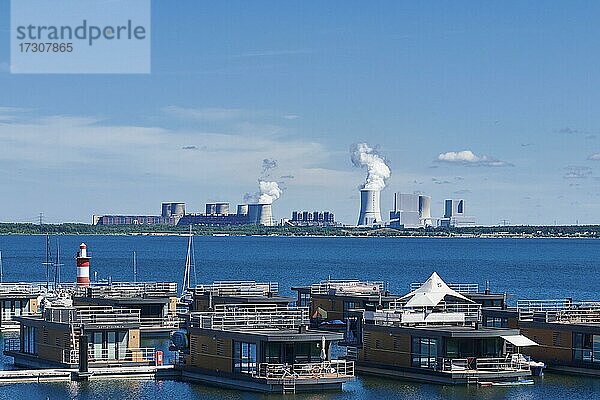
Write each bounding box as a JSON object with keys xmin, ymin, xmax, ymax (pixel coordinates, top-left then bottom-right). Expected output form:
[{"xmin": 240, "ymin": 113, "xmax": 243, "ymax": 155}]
[
  {"xmin": 358, "ymin": 189, "xmax": 382, "ymax": 226},
  {"xmin": 76, "ymin": 243, "xmax": 91, "ymax": 287}
]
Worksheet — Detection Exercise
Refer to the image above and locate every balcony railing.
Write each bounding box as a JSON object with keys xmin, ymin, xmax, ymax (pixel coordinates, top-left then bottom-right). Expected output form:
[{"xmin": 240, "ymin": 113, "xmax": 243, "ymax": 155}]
[
  {"xmin": 63, "ymin": 345, "xmax": 156, "ymax": 364},
  {"xmin": 44, "ymin": 306, "xmax": 141, "ymax": 325},
  {"xmin": 517, "ymin": 299, "xmax": 600, "ymax": 322},
  {"xmin": 193, "ymin": 281, "xmax": 279, "ymax": 297},
  {"xmin": 310, "ymin": 280, "xmax": 385, "ymax": 295},
  {"xmin": 439, "ymin": 355, "xmax": 530, "ymax": 373},
  {"xmin": 254, "ymin": 360, "xmax": 355, "ymax": 380},
  {"xmin": 189, "ymin": 304, "xmax": 309, "ymax": 330},
  {"xmin": 73, "ymin": 282, "xmax": 177, "ymax": 298},
  {"xmin": 371, "ymin": 302, "xmax": 481, "ymax": 326},
  {"xmin": 140, "ymin": 315, "xmax": 181, "ymax": 329}
]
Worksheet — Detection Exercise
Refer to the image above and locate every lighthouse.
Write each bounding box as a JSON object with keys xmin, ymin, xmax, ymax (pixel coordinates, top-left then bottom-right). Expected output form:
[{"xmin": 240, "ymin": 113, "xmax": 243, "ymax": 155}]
[{"xmin": 76, "ymin": 243, "xmax": 91, "ymax": 287}]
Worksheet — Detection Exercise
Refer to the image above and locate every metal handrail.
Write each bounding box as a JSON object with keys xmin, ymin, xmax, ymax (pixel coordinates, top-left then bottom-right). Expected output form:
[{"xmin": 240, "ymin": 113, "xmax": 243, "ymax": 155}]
[
  {"xmin": 63, "ymin": 345, "xmax": 156, "ymax": 364},
  {"xmin": 193, "ymin": 281, "xmax": 279, "ymax": 297},
  {"xmin": 440, "ymin": 355, "xmax": 530, "ymax": 372},
  {"xmin": 189, "ymin": 304, "xmax": 309, "ymax": 330},
  {"xmin": 310, "ymin": 280, "xmax": 385, "ymax": 295},
  {"xmin": 44, "ymin": 306, "xmax": 141, "ymax": 325},
  {"xmin": 254, "ymin": 360, "xmax": 355, "ymax": 380}
]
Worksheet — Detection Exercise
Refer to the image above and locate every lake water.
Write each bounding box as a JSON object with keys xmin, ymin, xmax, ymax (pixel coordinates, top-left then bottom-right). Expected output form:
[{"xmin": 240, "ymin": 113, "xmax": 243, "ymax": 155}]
[{"xmin": 0, "ymin": 235, "xmax": 599, "ymax": 399}]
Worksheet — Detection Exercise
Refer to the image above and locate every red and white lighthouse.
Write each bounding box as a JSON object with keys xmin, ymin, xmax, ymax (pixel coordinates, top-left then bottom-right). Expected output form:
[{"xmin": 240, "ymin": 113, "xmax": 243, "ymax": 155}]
[{"xmin": 76, "ymin": 243, "xmax": 91, "ymax": 287}]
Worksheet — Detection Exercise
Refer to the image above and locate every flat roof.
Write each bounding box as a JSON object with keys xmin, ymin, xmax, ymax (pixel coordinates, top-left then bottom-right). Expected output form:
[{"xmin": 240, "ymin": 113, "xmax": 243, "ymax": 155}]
[{"xmin": 367, "ymin": 323, "xmax": 520, "ymax": 338}]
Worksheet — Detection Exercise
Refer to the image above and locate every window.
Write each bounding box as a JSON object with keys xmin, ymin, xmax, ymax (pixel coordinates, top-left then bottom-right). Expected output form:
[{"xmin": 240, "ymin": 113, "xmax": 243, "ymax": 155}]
[
  {"xmin": 23, "ymin": 326, "xmax": 37, "ymax": 354},
  {"xmin": 573, "ymin": 333, "xmax": 598, "ymax": 363},
  {"xmin": 483, "ymin": 317, "xmax": 508, "ymax": 328},
  {"xmin": 264, "ymin": 342, "xmax": 281, "ymax": 364},
  {"xmin": 233, "ymin": 341, "xmax": 257, "ymax": 374},
  {"xmin": 411, "ymin": 337, "xmax": 438, "ymax": 369}
]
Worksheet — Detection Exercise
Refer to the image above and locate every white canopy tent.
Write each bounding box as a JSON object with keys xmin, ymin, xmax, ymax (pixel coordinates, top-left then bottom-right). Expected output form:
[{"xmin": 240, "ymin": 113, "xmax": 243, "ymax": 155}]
[{"xmin": 400, "ymin": 272, "xmax": 475, "ymax": 308}]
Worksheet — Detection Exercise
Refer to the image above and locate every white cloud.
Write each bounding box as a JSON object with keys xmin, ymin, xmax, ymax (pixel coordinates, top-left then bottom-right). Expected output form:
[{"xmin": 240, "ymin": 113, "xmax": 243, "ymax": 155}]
[
  {"xmin": 588, "ymin": 153, "xmax": 600, "ymax": 161},
  {"xmin": 437, "ymin": 150, "xmax": 512, "ymax": 167},
  {"xmin": 162, "ymin": 106, "xmax": 258, "ymax": 121}
]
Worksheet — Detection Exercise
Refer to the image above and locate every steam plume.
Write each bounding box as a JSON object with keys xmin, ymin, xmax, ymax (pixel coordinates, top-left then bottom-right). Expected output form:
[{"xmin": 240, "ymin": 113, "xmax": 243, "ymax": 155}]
[{"xmin": 351, "ymin": 142, "xmax": 391, "ymax": 190}]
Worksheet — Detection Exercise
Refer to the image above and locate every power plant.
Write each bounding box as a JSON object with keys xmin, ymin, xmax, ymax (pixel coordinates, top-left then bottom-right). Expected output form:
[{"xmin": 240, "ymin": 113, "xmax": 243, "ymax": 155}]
[
  {"xmin": 94, "ymin": 201, "xmax": 275, "ymax": 227},
  {"xmin": 357, "ymin": 189, "xmax": 383, "ymax": 226},
  {"xmin": 389, "ymin": 193, "xmax": 432, "ymax": 228}
]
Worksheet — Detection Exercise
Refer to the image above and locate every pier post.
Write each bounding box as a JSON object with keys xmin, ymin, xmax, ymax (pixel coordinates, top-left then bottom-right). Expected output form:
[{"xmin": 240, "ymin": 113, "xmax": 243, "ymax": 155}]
[{"xmin": 72, "ymin": 334, "xmax": 91, "ymax": 381}]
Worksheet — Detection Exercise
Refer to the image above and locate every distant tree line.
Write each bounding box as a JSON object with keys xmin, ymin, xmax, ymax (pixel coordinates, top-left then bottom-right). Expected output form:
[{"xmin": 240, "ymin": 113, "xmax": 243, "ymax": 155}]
[{"xmin": 0, "ymin": 222, "xmax": 598, "ymax": 238}]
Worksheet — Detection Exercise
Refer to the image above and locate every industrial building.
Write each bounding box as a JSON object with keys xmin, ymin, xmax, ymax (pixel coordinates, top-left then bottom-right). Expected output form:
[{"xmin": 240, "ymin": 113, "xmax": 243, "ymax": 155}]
[
  {"xmin": 93, "ymin": 201, "xmax": 275, "ymax": 227},
  {"xmin": 92, "ymin": 202, "xmax": 186, "ymax": 226},
  {"xmin": 438, "ymin": 199, "xmax": 476, "ymax": 228},
  {"xmin": 178, "ymin": 202, "xmax": 273, "ymax": 226},
  {"xmin": 289, "ymin": 210, "xmax": 336, "ymax": 226},
  {"xmin": 389, "ymin": 193, "xmax": 432, "ymax": 228}
]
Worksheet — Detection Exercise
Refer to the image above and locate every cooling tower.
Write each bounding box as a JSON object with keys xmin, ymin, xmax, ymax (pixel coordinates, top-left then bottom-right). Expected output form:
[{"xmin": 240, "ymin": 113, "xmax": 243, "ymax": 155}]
[
  {"xmin": 161, "ymin": 203, "xmax": 172, "ymax": 218},
  {"xmin": 357, "ymin": 189, "xmax": 382, "ymax": 226},
  {"xmin": 205, "ymin": 203, "xmax": 216, "ymax": 215},
  {"xmin": 418, "ymin": 195, "xmax": 431, "ymax": 220},
  {"xmin": 247, "ymin": 204, "xmax": 273, "ymax": 226},
  {"xmin": 237, "ymin": 204, "xmax": 249, "ymax": 216},
  {"xmin": 215, "ymin": 202, "xmax": 230, "ymax": 216},
  {"xmin": 171, "ymin": 202, "xmax": 186, "ymax": 216}
]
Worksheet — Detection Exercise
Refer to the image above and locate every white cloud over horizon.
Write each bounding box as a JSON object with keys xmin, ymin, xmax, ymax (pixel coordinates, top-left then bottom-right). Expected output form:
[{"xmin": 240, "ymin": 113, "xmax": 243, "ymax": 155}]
[{"xmin": 437, "ymin": 150, "xmax": 513, "ymax": 167}]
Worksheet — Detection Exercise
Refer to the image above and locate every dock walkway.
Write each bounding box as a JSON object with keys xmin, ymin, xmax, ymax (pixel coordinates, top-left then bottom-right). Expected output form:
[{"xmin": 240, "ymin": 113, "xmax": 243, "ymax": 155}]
[{"xmin": 0, "ymin": 365, "xmax": 177, "ymax": 383}]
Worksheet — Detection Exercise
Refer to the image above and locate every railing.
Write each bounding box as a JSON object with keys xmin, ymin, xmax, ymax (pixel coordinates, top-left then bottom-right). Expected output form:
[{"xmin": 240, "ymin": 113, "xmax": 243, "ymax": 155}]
[
  {"xmin": 310, "ymin": 280, "xmax": 385, "ymax": 295},
  {"xmin": 189, "ymin": 304, "xmax": 309, "ymax": 330},
  {"xmin": 1, "ymin": 310, "xmax": 40, "ymax": 321},
  {"xmin": 3, "ymin": 337, "xmax": 20, "ymax": 352},
  {"xmin": 45, "ymin": 306, "xmax": 141, "ymax": 325},
  {"xmin": 517, "ymin": 299, "xmax": 600, "ymax": 322},
  {"xmin": 140, "ymin": 315, "xmax": 181, "ymax": 329},
  {"xmin": 440, "ymin": 355, "xmax": 530, "ymax": 373},
  {"xmin": 0, "ymin": 282, "xmax": 49, "ymax": 295},
  {"xmin": 73, "ymin": 282, "xmax": 177, "ymax": 298},
  {"xmin": 193, "ymin": 281, "xmax": 279, "ymax": 297},
  {"xmin": 254, "ymin": 360, "xmax": 355, "ymax": 380},
  {"xmin": 409, "ymin": 282, "xmax": 480, "ymax": 294},
  {"xmin": 63, "ymin": 345, "xmax": 156, "ymax": 364},
  {"xmin": 374, "ymin": 302, "xmax": 481, "ymax": 326}
]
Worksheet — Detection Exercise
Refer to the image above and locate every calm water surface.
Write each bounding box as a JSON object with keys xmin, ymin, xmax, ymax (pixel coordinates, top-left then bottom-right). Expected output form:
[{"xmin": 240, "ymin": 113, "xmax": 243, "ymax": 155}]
[{"xmin": 0, "ymin": 235, "xmax": 598, "ymax": 399}]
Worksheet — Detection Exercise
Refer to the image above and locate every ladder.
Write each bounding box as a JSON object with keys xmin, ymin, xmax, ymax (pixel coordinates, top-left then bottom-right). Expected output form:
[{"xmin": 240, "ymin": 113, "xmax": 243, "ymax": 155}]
[{"xmin": 282, "ymin": 379, "xmax": 296, "ymax": 394}]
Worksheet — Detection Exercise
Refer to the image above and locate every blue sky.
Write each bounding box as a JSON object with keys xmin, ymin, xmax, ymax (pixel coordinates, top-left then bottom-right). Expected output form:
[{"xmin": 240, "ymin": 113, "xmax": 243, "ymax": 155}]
[{"xmin": 1, "ymin": 1, "xmax": 600, "ymax": 225}]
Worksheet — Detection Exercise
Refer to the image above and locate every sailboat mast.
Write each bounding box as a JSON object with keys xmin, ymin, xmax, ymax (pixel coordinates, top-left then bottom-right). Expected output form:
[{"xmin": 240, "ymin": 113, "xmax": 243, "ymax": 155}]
[
  {"xmin": 133, "ymin": 251, "xmax": 137, "ymax": 283},
  {"xmin": 0, "ymin": 250, "xmax": 3, "ymax": 284},
  {"xmin": 182, "ymin": 225, "xmax": 193, "ymax": 296}
]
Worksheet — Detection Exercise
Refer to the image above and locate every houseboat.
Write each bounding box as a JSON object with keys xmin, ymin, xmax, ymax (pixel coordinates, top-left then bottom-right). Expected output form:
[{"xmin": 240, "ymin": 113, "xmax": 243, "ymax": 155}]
[
  {"xmin": 177, "ymin": 303, "xmax": 355, "ymax": 393},
  {"xmin": 72, "ymin": 281, "xmax": 180, "ymax": 335},
  {"xmin": 0, "ymin": 283, "xmax": 45, "ymax": 331},
  {"xmin": 4, "ymin": 304, "xmax": 157, "ymax": 369},
  {"xmin": 189, "ymin": 281, "xmax": 293, "ymax": 312},
  {"xmin": 483, "ymin": 298, "xmax": 600, "ymax": 376},
  {"xmin": 354, "ymin": 272, "xmax": 538, "ymax": 384}
]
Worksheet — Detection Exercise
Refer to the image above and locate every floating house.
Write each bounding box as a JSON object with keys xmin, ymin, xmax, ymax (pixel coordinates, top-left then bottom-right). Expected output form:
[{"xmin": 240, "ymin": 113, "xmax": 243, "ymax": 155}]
[
  {"xmin": 189, "ymin": 281, "xmax": 293, "ymax": 312},
  {"xmin": 4, "ymin": 305, "xmax": 157, "ymax": 369},
  {"xmin": 354, "ymin": 273, "xmax": 538, "ymax": 384},
  {"xmin": 0, "ymin": 283, "xmax": 44, "ymax": 331},
  {"xmin": 483, "ymin": 298, "xmax": 600, "ymax": 376},
  {"xmin": 178, "ymin": 303, "xmax": 355, "ymax": 393},
  {"xmin": 72, "ymin": 282, "xmax": 180, "ymax": 334}
]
